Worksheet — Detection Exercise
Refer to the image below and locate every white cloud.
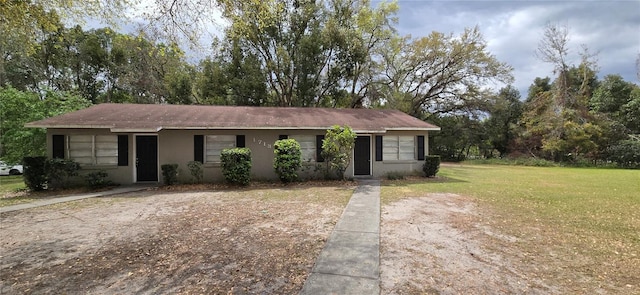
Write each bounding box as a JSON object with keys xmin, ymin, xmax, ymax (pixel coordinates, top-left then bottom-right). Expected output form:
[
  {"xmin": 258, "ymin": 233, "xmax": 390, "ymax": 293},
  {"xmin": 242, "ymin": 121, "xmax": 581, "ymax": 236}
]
[{"xmin": 391, "ymin": 0, "xmax": 640, "ymax": 95}]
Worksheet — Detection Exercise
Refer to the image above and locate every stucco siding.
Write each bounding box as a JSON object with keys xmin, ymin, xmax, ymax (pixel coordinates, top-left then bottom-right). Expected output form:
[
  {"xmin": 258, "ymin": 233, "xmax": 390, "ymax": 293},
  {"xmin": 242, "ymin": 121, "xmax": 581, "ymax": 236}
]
[{"xmin": 46, "ymin": 128, "xmax": 431, "ymax": 185}]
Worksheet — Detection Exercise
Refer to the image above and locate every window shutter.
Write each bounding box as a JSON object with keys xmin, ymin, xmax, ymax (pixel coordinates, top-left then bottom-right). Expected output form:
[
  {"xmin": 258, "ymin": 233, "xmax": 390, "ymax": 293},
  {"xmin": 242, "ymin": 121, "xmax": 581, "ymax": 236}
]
[
  {"xmin": 52, "ymin": 135, "xmax": 65, "ymax": 159},
  {"xmin": 279, "ymin": 135, "xmax": 288, "ymax": 140},
  {"xmin": 316, "ymin": 135, "xmax": 325, "ymax": 162},
  {"xmin": 117, "ymin": 135, "xmax": 129, "ymax": 166},
  {"xmin": 417, "ymin": 135, "xmax": 425, "ymax": 160},
  {"xmin": 194, "ymin": 135, "xmax": 204, "ymax": 163},
  {"xmin": 375, "ymin": 135, "xmax": 383, "ymax": 161},
  {"xmin": 236, "ymin": 135, "xmax": 246, "ymax": 148}
]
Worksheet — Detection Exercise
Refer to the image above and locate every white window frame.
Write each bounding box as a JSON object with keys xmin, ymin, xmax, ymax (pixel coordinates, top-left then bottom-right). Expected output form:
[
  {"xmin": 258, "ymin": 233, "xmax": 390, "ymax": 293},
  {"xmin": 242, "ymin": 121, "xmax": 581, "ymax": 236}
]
[
  {"xmin": 205, "ymin": 135, "xmax": 236, "ymax": 163},
  {"xmin": 67, "ymin": 135, "xmax": 118, "ymax": 166},
  {"xmin": 383, "ymin": 135, "xmax": 415, "ymax": 161},
  {"xmin": 289, "ymin": 135, "xmax": 317, "ymax": 162}
]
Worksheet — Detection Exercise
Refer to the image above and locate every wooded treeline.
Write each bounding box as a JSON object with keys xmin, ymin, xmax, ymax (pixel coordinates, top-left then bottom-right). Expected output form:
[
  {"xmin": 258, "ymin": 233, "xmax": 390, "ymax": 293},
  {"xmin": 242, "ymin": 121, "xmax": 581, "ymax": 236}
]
[{"xmin": 1, "ymin": 0, "xmax": 639, "ymax": 167}]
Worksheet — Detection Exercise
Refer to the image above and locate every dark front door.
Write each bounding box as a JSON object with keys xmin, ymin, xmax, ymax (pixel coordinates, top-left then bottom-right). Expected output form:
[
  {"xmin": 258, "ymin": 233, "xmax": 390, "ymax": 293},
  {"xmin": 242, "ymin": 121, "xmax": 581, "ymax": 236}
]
[
  {"xmin": 136, "ymin": 136, "xmax": 158, "ymax": 182},
  {"xmin": 354, "ymin": 136, "xmax": 371, "ymax": 175}
]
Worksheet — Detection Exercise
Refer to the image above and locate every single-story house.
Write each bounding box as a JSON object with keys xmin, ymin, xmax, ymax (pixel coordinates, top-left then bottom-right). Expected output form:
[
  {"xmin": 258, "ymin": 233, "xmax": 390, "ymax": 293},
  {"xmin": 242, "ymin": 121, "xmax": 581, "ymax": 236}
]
[{"xmin": 26, "ymin": 103, "xmax": 440, "ymax": 184}]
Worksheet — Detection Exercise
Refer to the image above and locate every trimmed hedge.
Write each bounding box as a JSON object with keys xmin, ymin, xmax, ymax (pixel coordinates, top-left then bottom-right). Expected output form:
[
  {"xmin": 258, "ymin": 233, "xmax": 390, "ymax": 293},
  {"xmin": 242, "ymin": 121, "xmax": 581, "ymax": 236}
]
[
  {"xmin": 273, "ymin": 139, "xmax": 302, "ymax": 183},
  {"xmin": 46, "ymin": 158, "xmax": 80, "ymax": 189},
  {"xmin": 423, "ymin": 155, "xmax": 440, "ymax": 177},
  {"xmin": 22, "ymin": 157, "xmax": 81, "ymax": 190},
  {"xmin": 22, "ymin": 156, "xmax": 48, "ymax": 191},
  {"xmin": 161, "ymin": 164, "xmax": 179, "ymax": 185},
  {"xmin": 221, "ymin": 148, "xmax": 252, "ymax": 185}
]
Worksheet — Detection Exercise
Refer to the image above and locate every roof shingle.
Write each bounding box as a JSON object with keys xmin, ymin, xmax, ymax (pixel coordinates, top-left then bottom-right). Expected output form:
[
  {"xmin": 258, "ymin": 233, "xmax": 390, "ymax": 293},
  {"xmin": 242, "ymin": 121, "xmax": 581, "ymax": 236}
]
[{"xmin": 26, "ymin": 103, "xmax": 440, "ymax": 133}]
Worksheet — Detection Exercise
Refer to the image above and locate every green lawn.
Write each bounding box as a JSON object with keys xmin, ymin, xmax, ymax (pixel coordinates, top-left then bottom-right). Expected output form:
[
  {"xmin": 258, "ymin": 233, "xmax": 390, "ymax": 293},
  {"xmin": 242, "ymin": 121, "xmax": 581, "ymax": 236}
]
[
  {"xmin": 382, "ymin": 164, "xmax": 640, "ymax": 292},
  {"xmin": 0, "ymin": 175, "xmax": 26, "ymax": 194}
]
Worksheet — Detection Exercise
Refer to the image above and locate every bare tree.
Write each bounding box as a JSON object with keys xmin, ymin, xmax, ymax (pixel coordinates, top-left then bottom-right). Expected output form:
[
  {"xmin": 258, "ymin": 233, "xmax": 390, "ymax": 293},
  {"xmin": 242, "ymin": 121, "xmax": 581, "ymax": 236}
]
[{"xmin": 536, "ymin": 22, "xmax": 571, "ymax": 110}]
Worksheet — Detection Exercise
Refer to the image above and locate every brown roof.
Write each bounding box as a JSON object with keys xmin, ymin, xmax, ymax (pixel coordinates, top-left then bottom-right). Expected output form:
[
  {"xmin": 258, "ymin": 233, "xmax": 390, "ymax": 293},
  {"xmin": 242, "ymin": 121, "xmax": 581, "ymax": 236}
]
[{"xmin": 26, "ymin": 103, "xmax": 440, "ymax": 133}]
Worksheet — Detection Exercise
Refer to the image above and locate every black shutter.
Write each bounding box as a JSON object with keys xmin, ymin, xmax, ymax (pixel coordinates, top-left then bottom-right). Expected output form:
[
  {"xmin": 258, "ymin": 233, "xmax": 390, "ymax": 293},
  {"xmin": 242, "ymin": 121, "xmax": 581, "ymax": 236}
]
[
  {"xmin": 316, "ymin": 135, "xmax": 325, "ymax": 162},
  {"xmin": 375, "ymin": 135, "xmax": 383, "ymax": 161},
  {"xmin": 194, "ymin": 135, "xmax": 204, "ymax": 163},
  {"xmin": 279, "ymin": 135, "xmax": 288, "ymax": 140},
  {"xmin": 117, "ymin": 135, "xmax": 129, "ymax": 166},
  {"xmin": 52, "ymin": 135, "xmax": 65, "ymax": 159},
  {"xmin": 236, "ymin": 135, "xmax": 245, "ymax": 148},
  {"xmin": 417, "ymin": 135, "xmax": 425, "ymax": 161}
]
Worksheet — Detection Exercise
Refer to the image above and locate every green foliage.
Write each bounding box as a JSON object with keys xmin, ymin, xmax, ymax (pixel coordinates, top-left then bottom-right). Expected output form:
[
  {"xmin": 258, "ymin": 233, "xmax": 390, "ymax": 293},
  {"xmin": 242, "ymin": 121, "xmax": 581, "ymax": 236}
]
[
  {"xmin": 423, "ymin": 155, "xmax": 440, "ymax": 177},
  {"xmin": 187, "ymin": 161, "xmax": 204, "ymax": 183},
  {"xmin": 430, "ymin": 115, "xmax": 483, "ymax": 161},
  {"xmin": 321, "ymin": 125, "xmax": 356, "ymax": 179},
  {"xmin": 273, "ymin": 139, "xmax": 302, "ymax": 183},
  {"xmin": 45, "ymin": 158, "xmax": 81, "ymax": 189},
  {"xmin": 220, "ymin": 148, "xmax": 252, "ymax": 185},
  {"xmin": 22, "ymin": 156, "xmax": 48, "ymax": 191},
  {"xmin": 484, "ymin": 86, "xmax": 523, "ymax": 157},
  {"xmin": 386, "ymin": 171, "xmax": 406, "ymax": 180},
  {"xmin": 379, "ymin": 26, "xmax": 514, "ymax": 118},
  {"xmin": 85, "ymin": 170, "xmax": 115, "ymax": 189},
  {"xmin": 216, "ymin": 0, "xmax": 398, "ymax": 107},
  {"xmin": 607, "ymin": 140, "xmax": 640, "ymax": 169},
  {"xmin": 161, "ymin": 164, "xmax": 179, "ymax": 185},
  {"xmin": 466, "ymin": 157, "xmax": 559, "ymax": 167},
  {"xmin": 0, "ymin": 87, "xmax": 91, "ymax": 163}
]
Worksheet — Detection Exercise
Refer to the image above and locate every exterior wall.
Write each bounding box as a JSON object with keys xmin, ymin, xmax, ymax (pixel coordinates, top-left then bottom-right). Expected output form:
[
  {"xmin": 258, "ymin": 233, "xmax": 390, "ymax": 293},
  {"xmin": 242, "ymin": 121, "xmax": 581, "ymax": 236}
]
[
  {"xmin": 46, "ymin": 128, "xmax": 431, "ymax": 185},
  {"xmin": 47, "ymin": 129, "xmax": 134, "ymax": 184},
  {"xmin": 369, "ymin": 130, "xmax": 431, "ymax": 178}
]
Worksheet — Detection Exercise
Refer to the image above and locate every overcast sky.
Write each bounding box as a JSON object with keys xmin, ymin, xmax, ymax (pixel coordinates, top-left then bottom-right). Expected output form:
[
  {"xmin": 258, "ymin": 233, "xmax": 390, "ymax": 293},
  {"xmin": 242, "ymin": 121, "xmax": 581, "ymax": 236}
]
[{"xmin": 384, "ymin": 0, "xmax": 640, "ymax": 96}]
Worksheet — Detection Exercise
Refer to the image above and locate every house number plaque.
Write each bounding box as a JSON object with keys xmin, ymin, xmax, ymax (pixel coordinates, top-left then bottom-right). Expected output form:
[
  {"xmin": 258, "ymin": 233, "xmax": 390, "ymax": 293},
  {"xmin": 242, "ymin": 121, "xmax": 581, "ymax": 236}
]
[{"xmin": 252, "ymin": 137, "xmax": 273, "ymax": 149}]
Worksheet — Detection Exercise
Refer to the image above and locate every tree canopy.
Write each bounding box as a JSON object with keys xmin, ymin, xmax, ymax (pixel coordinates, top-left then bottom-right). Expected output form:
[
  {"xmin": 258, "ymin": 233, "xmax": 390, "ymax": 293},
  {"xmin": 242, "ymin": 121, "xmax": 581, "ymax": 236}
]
[{"xmin": 1, "ymin": 2, "xmax": 638, "ymax": 168}]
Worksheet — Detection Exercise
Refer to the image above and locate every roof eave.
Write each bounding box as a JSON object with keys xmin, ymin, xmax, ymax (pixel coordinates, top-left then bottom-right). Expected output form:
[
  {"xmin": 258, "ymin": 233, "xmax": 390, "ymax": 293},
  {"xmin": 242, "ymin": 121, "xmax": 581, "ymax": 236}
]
[{"xmin": 24, "ymin": 123, "xmax": 115, "ymax": 129}]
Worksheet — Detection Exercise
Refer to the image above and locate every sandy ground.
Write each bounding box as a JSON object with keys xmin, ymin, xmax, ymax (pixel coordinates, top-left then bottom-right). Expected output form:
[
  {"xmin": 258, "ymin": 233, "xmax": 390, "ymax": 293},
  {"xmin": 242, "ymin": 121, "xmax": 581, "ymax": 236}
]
[
  {"xmin": 380, "ymin": 194, "xmax": 640, "ymax": 294},
  {"xmin": 3, "ymin": 187, "xmax": 635, "ymax": 294},
  {"xmin": 0, "ymin": 188, "xmax": 344, "ymax": 294},
  {"xmin": 380, "ymin": 193, "xmax": 557, "ymax": 295}
]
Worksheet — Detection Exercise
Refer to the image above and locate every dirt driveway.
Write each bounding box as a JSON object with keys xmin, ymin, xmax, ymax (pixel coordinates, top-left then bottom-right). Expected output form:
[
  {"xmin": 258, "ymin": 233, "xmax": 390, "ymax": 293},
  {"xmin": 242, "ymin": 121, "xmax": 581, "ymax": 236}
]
[{"xmin": 0, "ymin": 185, "xmax": 351, "ymax": 294}]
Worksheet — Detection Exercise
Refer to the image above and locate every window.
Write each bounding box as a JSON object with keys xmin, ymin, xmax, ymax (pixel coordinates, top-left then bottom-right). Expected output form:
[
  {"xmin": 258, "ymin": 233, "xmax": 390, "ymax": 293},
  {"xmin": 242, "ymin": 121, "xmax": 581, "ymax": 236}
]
[
  {"xmin": 383, "ymin": 136, "xmax": 415, "ymax": 161},
  {"xmin": 290, "ymin": 135, "xmax": 316, "ymax": 162},
  {"xmin": 95, "ymin": 135, "xmax": 118, "ymax": 165},
  {"xmin": 68, "ymin": 135, "xmax": 118, "ymax": 165},
  {"xmin": 68, "ymin": 135, "xmax": 93, "ymax": 165},
  {"xmin": 205, "ymin": 135, "xmax": 236, "ymax": 163}
]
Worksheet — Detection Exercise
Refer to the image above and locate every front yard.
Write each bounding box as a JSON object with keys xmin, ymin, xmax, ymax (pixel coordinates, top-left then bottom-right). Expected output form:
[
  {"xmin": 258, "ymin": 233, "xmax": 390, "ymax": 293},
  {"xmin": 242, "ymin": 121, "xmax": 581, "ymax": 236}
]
[
  {"xmin": 1, "ymin": 165, "xmax": 638, "ymax": 294},
  {"xmin": 0, "ymin": 184, "xmax": 353, "ymax": 294},
  {"xmin": 381, "ymin": 164, "xmax": 640, "ymax": 294}
]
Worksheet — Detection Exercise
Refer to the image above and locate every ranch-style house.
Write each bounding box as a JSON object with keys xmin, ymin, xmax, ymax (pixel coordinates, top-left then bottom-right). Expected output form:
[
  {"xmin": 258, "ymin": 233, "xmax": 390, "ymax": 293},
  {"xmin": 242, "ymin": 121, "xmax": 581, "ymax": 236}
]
[{"xmin": 26, "ymin": 103, "xmax": 440, "ymax": 184}]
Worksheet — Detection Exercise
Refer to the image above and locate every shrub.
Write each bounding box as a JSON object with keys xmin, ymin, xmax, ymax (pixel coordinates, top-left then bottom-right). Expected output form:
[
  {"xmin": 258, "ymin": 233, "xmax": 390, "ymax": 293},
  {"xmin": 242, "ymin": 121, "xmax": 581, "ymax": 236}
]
[
  {"xmin": 45, "ymin": 158, "xmax": 80, "ymax": 189},
  {"xmin": 321, "ymin": 125, "xmax": 356, "ymax": 180},
  {"xmin": 607, "ymin": 140, "xmax": 640, "ymax": 168},
  {"xmin": 423, "ymin": 155, "xmax": 441, "ymax": 177},
  {"xmin": 22, "ymin": 156, "xmax": 47, "ymax": 191},
  {"xmin": 386, "ymin": 171, "xmax": 406, "ymax": 180},
  {"xmin": 221, "ymin": 148, "xmax": 252, "ymax": 185},
  {"xmin": 85, "ymin": 170, "xmax": 114, "ymax": 188},
  {"xmin": 273, "ymin": 139, "xmax": 302, "ymax": 183},
  {"xmin": 161, "ymin": 164, "xmax": 179, "ymax": 185},
  {"xmin": 187, "ymin": 161, "xmax": 204, "ymax": 183}
]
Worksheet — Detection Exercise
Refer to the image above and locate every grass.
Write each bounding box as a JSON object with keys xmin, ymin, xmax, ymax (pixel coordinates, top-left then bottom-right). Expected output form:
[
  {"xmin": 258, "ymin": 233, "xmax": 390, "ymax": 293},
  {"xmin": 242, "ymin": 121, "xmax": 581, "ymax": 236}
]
[
  {"xmin": 0, "ymin": 175, "xmax": 26, "ymax": 194},
  {"xmin": 382, "ymin": 164, "xmax": 640, "ymax": 292}
]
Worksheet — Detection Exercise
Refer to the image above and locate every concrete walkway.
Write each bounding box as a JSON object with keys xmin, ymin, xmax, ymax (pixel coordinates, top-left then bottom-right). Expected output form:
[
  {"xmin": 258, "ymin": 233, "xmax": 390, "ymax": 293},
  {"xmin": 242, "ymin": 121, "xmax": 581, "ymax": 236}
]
[
  {"xmin": 0, "ymin": 185, "xmax": 153, "ymax": 213},
  {"xmin": 300, "ymin": 179, "xmax": 381, "ymax": 295}
]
